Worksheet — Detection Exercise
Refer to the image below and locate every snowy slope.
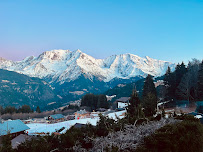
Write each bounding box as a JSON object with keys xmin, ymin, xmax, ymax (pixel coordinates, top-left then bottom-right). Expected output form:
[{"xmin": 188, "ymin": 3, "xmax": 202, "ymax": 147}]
[
  {"xmin": 0, "ymin": 49, "xmax": 175, "ymax": 84},
  {"xmin": 0, "ymin": 57, "xmax": 14, "ymax": 68},
  {"xmin": 26, "ymin": 110, "xmax": 126, "ymax": 135}
]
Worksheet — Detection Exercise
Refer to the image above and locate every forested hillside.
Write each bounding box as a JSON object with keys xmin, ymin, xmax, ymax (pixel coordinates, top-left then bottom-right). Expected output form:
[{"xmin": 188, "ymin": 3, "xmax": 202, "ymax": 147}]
[{"xmin": 0, "ymin": 69, "xmax": 60, "ymax": 110}]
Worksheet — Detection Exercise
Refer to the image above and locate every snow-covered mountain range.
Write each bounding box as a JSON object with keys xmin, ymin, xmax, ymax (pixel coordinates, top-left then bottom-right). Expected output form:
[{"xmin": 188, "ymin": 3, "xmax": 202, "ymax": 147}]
[{"xmin": 0, "ymin": 49, "xmax": 175, "ymax": 84}]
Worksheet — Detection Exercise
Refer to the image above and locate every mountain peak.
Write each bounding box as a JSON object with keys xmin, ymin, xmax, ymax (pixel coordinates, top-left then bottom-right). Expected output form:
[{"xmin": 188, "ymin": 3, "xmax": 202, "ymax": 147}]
[
  {"xmin": 72, "ymin": 49, "xmax": 83, "ymax": 54},
  {"xmin": 76, "ymin": 49, "xmax": 82, "ymax": 53},
  {"xmin": 0, "ymin": 57, "xmax": 7, "ymax": 62},
  {"xmin": 0, "ymin": 49, "xmax": 176, "ymax": 83},
  {"xmin": 38, "ymin": 49, "xmax": 71, "ymax": 61}
]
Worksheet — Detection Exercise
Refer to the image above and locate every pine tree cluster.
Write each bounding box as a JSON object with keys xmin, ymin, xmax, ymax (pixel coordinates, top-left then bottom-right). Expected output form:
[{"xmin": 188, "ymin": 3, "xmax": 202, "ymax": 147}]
[
  {"xmin": 81, "ymin": 94, "xmax": 109, "ymax": 111},
  {"xmin": 164, "ymin": 59, "xmax": 203, "ymax": 101}
]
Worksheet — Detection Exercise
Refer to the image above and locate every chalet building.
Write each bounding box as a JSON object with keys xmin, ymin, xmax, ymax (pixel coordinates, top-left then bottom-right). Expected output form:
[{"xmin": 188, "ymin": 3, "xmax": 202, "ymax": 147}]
[
  {"xmin": 75, "ymin": 110, "xmax": 90, "ymax": 119},
  {"xmin": 0, "ymin": 119, "xmax": 30, "ymax": 139},
  {"xmin": 116, "ymin": 97, "xmax": 130, "ymax": 109},
  {"xmin": 48, "ymin": 114, "xmax": 65, "ymax": 121}
]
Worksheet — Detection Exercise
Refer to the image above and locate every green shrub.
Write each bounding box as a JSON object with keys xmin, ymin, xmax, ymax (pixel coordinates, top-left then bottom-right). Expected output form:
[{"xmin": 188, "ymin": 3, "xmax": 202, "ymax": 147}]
[{"xmin": 136, "ymin": 120, "xmax": 203, "ymax": 152}]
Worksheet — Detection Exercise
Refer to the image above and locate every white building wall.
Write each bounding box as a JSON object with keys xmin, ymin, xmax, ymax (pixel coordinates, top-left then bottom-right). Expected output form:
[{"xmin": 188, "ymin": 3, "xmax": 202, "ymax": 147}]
[{"xmin": 118, "ymin": 102, "xmax": 128, "ymax": 108}]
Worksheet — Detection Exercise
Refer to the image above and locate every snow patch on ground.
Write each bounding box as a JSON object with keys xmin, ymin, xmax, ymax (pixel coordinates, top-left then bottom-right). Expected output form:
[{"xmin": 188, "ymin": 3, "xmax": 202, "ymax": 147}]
[{"xmin": 26, "ymin": 110, "xmax": 126, "ymax": 135}]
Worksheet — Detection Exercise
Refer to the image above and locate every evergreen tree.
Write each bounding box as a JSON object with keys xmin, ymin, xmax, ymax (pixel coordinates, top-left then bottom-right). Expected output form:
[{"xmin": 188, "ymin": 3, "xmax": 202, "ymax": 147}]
[
  {"xmin": 36, "ymin": 106, "xmax": 41, "ymax": 113},
  {"xmin": 142, "ymin": 75, "xmax": 157, "ymax": 100},
  {"xmin": 93, "ymin": 94, "xmax": 98, "ymax": 110},
  {"xmin": 164, "ymin": 66, "xmax": 172, "ymax": 87},
  {"xmin": 0, "ymin": 105, "xmax": 4, "ymax": 115},
  {"xmin": 175, "ymin": 63, "xmax": 181, "ymax": 86},
  {"xmin": 164, "ymin": 67, "xmax": 174, "ymax": 99},
  {"xmin": 98, "ymin": 94, "xmax": 109, "ymax": 109},
  {"xmin": 164, "ymin": 67, "xmax": 176, "ymax": 100},
  {"xmin": 175, "ymin": 62, "xmax": 187, "ymax": 97},
  {"xmin": 175, "ymin": 60, "xmax": 200, "ymax": 101},
  {"xmin": 142, "ymin": 75, "xmax": 157, "ymax": 116},
  {"xmin": 176, "ymin": 73, "xmax": 191, "ymax": 101},
  {"xmin": 130, "ymin": 88, "xmax": 140, "ymax": 107},
  {"xmin": 4, "ymin": 106, "xmax": 16, "ymax": 114},
  {"xmin": 187, "ymin": 59, "xmax": 201, "ymax": 100},
  {"xmin": 127, "ymin": 89, "xmax": 140, "ymax": 116},
  {"xmin": 81, "ymin": 94, "xmax": 109, "ymax": 111},
  {"xmin": 19, "ymin": 105, "xmax": 32, "ymax": 113},
  {"xmin": 142, "ymin": 93, "xmax": 157, "ymax": 117},
  {"xmin": 127, "ymin": 88, "xmax": 145, "ymax": 124},
  {"xmin": 197, "ymin": 61, "xmax": 203, "ymax": 101}
]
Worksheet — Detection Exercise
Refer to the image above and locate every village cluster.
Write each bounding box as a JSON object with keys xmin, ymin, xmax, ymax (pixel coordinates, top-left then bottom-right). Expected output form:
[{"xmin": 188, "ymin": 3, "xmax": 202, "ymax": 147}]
[
  {"xmin": 0, "ymin": 97, "xmax": 203, "ymax": 149},
  {"xmin": 0, "ymin": 97, "xmax": 130, "ymax": 149}
]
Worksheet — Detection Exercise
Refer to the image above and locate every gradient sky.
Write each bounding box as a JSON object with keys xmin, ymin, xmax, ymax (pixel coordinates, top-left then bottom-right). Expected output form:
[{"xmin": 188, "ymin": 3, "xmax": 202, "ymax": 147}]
[{"xmin": 0, "ymin": 0, "xmax": 203, "ymax": 63}]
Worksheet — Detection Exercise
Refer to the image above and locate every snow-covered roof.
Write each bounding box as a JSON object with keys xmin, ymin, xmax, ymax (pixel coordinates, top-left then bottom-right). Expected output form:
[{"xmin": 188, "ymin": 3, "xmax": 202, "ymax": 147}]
[
  {"xmin": 49, "ymin": 114, "xmax": 64, "ymax": 120},
  {"xmin": 116, "ymin": 97, "xmax": 130, "ymax": 103},
  {"xmin": 0, "ymin": 119, "xmax": 30, "ymax": 136}
]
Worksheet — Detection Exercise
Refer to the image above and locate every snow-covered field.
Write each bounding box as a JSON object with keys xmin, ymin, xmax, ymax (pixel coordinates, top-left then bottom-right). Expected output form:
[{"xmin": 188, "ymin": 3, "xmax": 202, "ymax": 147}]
[{"xmin": 26, "ymin": 110, "xmax": 126, "ymax": 135}]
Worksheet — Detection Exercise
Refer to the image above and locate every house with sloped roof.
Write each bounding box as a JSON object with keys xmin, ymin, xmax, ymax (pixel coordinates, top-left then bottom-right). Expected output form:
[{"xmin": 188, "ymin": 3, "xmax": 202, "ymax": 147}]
[
  {"xmin": 0, "ymin": 119, "xmax": 30, "ymax": 138},
  {"xmin": 116, "ymin": 97, "xmax": 130, "ymax": 108},
  {"xmin": 48, "ymin": 114, "xmax": 64, "ymax": 121},
  {"xmin": 75, "ymin": 110, "xmax": 90, "ymax": 119}
]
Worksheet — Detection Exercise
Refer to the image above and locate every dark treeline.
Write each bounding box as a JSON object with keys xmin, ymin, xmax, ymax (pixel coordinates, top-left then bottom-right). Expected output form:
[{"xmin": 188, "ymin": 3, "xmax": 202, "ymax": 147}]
[
  {"xmin": 81, "ymin": 94, "xmax": 109, "ymax": 111},
  {"xmin": 164, "ymin": 59, "xmax": 203, "ymax": 101},
  {"xmin": 0, "ymin": 105, "xmax": 41, "ymax": 115}
]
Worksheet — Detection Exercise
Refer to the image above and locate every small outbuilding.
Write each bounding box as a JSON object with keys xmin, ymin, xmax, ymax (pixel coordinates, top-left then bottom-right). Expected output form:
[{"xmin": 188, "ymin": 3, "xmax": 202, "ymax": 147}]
[{"xmin": 48, "ymin": 114, "xmax": 65, "ymax": 121}]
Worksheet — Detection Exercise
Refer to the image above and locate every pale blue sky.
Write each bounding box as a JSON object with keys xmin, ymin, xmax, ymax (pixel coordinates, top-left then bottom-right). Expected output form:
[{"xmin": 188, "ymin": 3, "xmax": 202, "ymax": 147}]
[{"xmin": 0, "ymin": 0, "xmax": 203, "ymax": 63}]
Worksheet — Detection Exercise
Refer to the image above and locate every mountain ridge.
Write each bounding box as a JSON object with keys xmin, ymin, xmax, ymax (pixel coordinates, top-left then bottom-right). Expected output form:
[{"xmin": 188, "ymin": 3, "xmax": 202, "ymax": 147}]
[{"xmin": 0, "ymin": 49, "xmax": 175, "ymax": 84}]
